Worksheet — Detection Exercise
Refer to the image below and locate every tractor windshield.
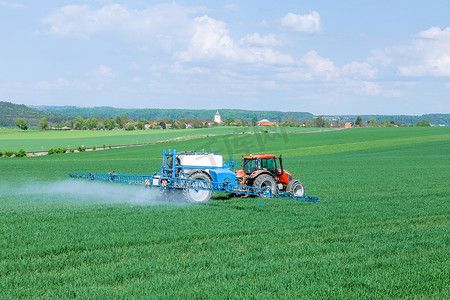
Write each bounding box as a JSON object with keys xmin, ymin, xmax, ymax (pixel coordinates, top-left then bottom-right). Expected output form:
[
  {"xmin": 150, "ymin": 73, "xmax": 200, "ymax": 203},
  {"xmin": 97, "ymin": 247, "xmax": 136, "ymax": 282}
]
[
  {"xmin": 243, "ymin": 159, "xmax": 258, "ymax": 174},
  {"xmin": 243, "ymin": 158, "xmax": 277, "ymax": 174},
  {"xmin": 259, "ymin": 158, "xmax": 277, "ymax": 172}
]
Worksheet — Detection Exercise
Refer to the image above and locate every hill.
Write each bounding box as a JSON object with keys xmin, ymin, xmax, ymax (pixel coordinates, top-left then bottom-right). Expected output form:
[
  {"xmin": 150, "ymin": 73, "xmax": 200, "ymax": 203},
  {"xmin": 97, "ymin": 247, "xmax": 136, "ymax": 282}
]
[
  {"xmin": 33, "ymin": 105, "xmax": 450, "ymax": 125},
  {"xmin": 0, "ymin": 101, "xmax": 73, "ymax": 127},
  {"xmin": 32, "ymin": 106, "xmax": 314, "ymax": 122},
  {"xmin": 6, "ymin": 101, "xmax": 449, "ymax": 126}
]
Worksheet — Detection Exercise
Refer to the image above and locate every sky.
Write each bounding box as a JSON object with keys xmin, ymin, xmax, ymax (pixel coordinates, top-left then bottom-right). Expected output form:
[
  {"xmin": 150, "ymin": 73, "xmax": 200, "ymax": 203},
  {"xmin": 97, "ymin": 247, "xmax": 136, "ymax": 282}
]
[{"xmin": 1, "ymin": 0, "xmax": 450, "ymax": 115}]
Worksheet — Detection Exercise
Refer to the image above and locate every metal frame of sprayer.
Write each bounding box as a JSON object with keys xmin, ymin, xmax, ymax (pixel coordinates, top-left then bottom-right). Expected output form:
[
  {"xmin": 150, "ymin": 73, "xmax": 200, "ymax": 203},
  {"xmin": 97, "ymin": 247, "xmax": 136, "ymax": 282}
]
[{"xmin": 68, "ymin": 149, "xmax": 320, "ymax": 205}]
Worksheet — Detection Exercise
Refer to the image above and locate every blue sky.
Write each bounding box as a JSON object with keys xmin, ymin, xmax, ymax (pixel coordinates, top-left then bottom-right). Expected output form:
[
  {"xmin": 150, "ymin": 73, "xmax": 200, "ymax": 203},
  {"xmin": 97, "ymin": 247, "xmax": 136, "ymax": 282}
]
[{"xmin": 1, "ymin": 0, "xmax": 449, "ymax": 115}]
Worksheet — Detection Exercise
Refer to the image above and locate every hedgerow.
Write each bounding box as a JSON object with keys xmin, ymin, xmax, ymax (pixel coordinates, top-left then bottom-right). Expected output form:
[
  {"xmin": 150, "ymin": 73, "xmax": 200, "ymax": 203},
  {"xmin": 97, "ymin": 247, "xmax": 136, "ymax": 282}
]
[{"xmin": 15, "ymin": 149, "xmax": 27, "ymax": 157}]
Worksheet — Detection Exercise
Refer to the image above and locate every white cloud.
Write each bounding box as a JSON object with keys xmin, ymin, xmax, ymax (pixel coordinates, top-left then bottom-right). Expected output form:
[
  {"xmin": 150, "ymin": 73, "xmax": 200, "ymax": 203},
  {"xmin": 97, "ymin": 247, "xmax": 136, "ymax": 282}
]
[
  {"xmin": 260, "ymin": 80, "xmax": 277, "ymax": 89},
  {"xmin": 341, "ymin": 80, "xmax": 416, "ymax": 98},
  {"xmin": 34, "ymin": 77, "xmax": 90, "ymax": 90},
  {"xmin": 359, "ymin": 81, "xmax": 380, "ymax": 96},
  {"xmin": 130, "ymin": 62, "xmax": 140, "ymax": 70},
  {"xmin": 41, "ymin": 4, "xmax": 294, "ymax": 66},
  {"xmin": 301, "ymin": 50, "xmax": 337, "ymax": 79},
  {"xmin": 177, "ymin": 15, "xmax": 234, "ymax": 61},
  {"xmin": 259, "ymin": 20, "xmax": 269, "ymax": 28},
  {"xmin": 342, "ymin": 61, "xmax": 378, "ymax": 78},
  {"xmin": 397, "ymin": 27, "xmax": 450, "ymax": 77},
  {"xmin": 274, "ymin": 51, "xmax": 336, "ymax": 82},
  {"xmin": 224, "ymin": 2, "xmax": 238, "ymax": 10},
  {"xmin": 169, "ymin": 62, "xmax": 210, "ymax": 75},
  {"xmin": 136, "ymin": 46, "xmax": 149, "ymax": 52},
  {"xmin": 240, "ymin": 33, "xmax": 281, "ymax": 47},
  {"xmin": 87, "ymin": 65, "xmax": 118, "ymax": 78},
  {"xmin": 41, "ymin": 3, "xmax": 203, "ymax": 44},
  {"xmin": 280, "ymin": 12, "xmax": 321, "ymax": 33},
  {"xmin": 0, "ymin": 1, "xmax": 24, "ymax": 9},
  {"xmin": 276, "ymin": 51, "xmax": 377, "ymax": 82},
  {"xmin": 176, "ymin": 15, "xmax": 293, "ymax": 65},
  {"xmin": 368, "ymin": 49, "xmax": 392, "ymax": 67},
  {"xmin": 418, "ymin": 27, "xmax": 450, "ymax": 39}
]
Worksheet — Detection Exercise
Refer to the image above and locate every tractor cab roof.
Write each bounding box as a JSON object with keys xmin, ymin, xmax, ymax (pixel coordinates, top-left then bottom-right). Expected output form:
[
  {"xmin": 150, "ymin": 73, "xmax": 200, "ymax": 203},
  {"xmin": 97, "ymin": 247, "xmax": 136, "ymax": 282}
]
[{"xmin": 244, "ymin": 154, "xmax": 276, "ymax": 159}]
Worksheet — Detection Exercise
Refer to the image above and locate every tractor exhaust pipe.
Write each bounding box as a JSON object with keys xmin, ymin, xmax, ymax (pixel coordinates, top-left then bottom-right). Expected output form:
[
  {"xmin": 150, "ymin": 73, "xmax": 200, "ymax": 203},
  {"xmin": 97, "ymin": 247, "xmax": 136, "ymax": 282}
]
[{"xmin": 279, "ymin": 154, "xmax": 284, "ymax": 175}]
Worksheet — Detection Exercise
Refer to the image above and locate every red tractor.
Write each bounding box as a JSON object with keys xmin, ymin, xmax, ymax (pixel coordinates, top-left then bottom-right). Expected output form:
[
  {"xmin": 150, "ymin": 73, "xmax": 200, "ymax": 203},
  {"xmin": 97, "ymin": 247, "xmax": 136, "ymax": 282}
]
[{"xmin": 235, "ymin": 154, "xmax": 305, "ymax": 197}]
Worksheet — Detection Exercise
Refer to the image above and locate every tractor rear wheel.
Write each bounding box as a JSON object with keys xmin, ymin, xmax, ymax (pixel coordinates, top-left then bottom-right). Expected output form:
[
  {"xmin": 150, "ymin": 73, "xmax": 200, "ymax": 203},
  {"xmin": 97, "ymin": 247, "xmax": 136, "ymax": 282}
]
[
  {"xmin": 253, "ymin": 174, "xmax": 277, "ymax": 194},
  {"xmin": 287, "ymin": 179, "xmax": 305, "ymax": 197},
  {"xmin": 184, "ymin": 172, "xmax": 212, "ymax": 202}
]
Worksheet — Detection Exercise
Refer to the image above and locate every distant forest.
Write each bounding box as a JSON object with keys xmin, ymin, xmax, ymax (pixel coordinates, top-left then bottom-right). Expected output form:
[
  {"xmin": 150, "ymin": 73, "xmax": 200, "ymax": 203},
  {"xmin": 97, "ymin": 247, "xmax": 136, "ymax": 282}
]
[
  {"xmin": 322, "ymin": 114, "xmax": 450, "ymax": 126},
  {"xmin": 31, "ymin": 106, "xmax": 315, "ymax": 123},
  {"xmin": 33, "ymin": 105, "xmax": 450, "ymax": 125},
  {"xmin": 0, "ymin": 102, "xmax": 72, "ymax": 127},
  {"xmin": 1, "ymin": 101, "xmax": 449, "ymax": 127}
]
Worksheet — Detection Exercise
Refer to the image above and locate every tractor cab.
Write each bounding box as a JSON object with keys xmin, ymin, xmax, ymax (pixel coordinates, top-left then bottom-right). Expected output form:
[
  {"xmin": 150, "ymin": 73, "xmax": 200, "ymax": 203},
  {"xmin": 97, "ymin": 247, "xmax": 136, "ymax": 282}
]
[
  {"xmin": 241, "ymin": 154, "xmax": 287, "ymax": 180},
  {"xmin": 242, "ymin": 154, "xmax": 277, "ymax": 175}
]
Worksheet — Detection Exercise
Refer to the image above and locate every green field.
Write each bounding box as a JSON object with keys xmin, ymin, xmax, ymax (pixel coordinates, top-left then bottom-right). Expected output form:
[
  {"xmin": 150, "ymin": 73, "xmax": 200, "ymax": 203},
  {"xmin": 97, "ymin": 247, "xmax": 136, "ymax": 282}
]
[
  {"xmin": 0, "ymin": 127, "xmax": 449, "ymax": 298},
  {"xmin": 0, "ymin": 126, "xmax": 310, "ymax": 152}
]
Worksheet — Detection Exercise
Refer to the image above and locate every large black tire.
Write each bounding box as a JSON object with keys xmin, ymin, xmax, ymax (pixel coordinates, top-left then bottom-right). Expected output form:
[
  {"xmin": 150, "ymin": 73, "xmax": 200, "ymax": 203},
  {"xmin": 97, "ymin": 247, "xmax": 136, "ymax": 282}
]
[
  {"xmin": 184, "ymin": 172, "xmax": 212, "ymax": 202},
  {"xmin": 252, "ymin": 174, "xmax": 277, "ymax": 195},
  {"xmin": 287, "ymin": 179, "xmax": 305, "ymax": 197}
]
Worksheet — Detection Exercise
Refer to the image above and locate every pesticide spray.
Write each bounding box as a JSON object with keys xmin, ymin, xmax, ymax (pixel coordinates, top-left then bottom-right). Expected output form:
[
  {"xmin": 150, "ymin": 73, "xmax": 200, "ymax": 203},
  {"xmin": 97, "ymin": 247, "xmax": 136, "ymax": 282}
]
[{"xmin": 10, "ymin": 180, "xmax": 189, "ymax": 206}]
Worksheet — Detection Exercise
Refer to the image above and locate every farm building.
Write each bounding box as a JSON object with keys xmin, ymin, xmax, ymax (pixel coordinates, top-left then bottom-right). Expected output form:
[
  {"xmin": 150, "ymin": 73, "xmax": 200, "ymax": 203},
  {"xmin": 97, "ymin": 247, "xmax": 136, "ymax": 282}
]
[{"xmin": 258, "ymin": 119, "xmax": 278, "ymax": 126}]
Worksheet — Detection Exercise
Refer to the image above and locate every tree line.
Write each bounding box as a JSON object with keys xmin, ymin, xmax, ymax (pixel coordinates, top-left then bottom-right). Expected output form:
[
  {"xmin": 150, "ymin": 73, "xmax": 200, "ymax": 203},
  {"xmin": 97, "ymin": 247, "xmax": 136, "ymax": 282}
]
[
  {"xmin": 12, "ymin": 114, "xmax": 433, "ymax": 131},
  {"xmin": 35, "ymin": 106, "xmax": 314, "ymax": 122},
  {"xmin": 348, "ymin": 116, "xmax": 431, "ymax": 127},
  {"xmin": 321, "ymin": 114, "xmax": 449, "ymax": 126},
  {"xmin": 3, "ymin": 101, "xmax": 446, "ymax": 130}
]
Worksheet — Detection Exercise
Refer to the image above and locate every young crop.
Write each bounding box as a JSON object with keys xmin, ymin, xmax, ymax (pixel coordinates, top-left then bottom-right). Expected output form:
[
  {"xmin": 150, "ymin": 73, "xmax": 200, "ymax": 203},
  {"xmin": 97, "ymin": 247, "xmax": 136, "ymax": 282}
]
[
  {"xmin": 0, "ymin": 127, "xmax": 448, "ymax": 299},
  {"xmin": 0, "ymin": 126, "xmax": 310, "ymax": 153}
]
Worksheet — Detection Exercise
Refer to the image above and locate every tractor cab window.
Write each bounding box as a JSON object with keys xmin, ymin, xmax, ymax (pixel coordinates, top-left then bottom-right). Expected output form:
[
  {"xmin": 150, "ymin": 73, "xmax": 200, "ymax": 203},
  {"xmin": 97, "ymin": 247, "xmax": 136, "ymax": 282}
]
[
  {"xmin": 266, "ymin": 158, "xmax": 276, "ymax": 172},
  {"xmin": 260, "ymin": 159, "xmax": 268, "ymax": 170},
  {"xmin": 261, "ymin": 158, "xmax": 276, "ymax": 172},
  {"xmin": 243, "ymin": 159, "xmax": 258, "ymax": 174}
]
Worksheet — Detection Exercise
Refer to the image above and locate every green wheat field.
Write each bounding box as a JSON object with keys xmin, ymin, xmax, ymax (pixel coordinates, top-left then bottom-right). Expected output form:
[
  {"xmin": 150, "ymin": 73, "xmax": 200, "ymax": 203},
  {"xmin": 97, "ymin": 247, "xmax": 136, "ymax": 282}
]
[
  {"xmin": 1, "ymin": 127, "xmax": 449, "ymax": 298},
  {"xmin": 0, "ymin": 126, "xmax": 307, "ymax": 153}
]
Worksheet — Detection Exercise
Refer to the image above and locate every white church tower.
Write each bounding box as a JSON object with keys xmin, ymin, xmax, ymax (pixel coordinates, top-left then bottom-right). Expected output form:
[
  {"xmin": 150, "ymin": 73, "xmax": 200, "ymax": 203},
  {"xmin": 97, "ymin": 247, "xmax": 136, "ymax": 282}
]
[{"xmin": 214, "ymin": 110, "xmax": 222, "ymax": 123}]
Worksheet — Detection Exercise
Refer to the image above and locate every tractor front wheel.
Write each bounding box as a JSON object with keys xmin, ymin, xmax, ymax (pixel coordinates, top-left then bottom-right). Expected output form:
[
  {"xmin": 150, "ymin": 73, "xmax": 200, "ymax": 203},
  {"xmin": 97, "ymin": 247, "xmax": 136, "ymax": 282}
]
[
  {"xmin": 184, "ymin": 172, "xmax": 213, "ymax": 202},
  {"xmin": 253, "ymin": 174, "xmax": 277, "ymax": 195},
  {"xmin": 287, "ymin": 179, "xmax": 305, "ymax": 197}
]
